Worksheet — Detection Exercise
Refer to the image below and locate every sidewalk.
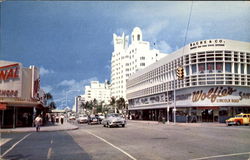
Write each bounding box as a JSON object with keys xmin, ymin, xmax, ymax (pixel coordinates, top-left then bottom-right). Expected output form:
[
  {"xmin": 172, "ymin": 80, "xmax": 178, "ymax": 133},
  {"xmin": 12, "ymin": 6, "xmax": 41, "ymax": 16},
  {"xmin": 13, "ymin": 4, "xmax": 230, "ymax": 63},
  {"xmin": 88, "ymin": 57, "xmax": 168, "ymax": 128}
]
[
  {"xmin": 128, "ymin": 120, "xmax": 226, "ymax": 127},
  {"xmin": 0, "ymin": 121, "xmax": 78, "ymax": 133}
]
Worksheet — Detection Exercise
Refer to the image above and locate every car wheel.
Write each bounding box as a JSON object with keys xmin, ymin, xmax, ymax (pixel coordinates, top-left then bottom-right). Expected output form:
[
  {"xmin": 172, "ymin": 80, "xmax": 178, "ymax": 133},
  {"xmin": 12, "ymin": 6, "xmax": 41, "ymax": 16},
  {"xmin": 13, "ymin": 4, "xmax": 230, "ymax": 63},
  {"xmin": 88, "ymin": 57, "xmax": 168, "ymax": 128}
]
[
  {"xmin": 122, "ymin": 124, "xmax": 125, "ymax": 127},
  {"xmin": 236, "ymin": 121, "xmax": 241, "ymax": 126}
]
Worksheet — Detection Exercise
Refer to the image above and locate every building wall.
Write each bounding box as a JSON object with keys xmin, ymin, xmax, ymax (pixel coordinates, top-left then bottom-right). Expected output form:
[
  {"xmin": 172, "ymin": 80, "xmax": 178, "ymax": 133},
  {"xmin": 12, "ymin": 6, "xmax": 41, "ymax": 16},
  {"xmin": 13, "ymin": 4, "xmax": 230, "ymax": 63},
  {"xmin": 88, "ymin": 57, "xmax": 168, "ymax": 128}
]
[
  {"xmin": 84, "ymin": 81, "xmax": 111, "ymax": 105},
  {"xmin": 127, "ymin": 39, "xmax": 250, "ymax": 114},
  {"xmin": 111, "ymin": 27, "xmax": 166, "ymax": 100}
]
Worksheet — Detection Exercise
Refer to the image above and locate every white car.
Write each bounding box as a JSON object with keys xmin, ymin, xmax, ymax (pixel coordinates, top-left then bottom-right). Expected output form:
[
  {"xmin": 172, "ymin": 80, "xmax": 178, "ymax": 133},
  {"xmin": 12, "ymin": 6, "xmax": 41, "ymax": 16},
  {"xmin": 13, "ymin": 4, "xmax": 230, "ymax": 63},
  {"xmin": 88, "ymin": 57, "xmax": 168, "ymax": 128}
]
[
  {"xmin": 102, "ymin": 113, "xmax": 126, "ymax": 128},
  {"xmin": 77, "ymin": 115, "xmax": 88, "ymax": 124},
  {"xmin": 68, "ymin": 115, "xmax": 76, "ymax": 120}
]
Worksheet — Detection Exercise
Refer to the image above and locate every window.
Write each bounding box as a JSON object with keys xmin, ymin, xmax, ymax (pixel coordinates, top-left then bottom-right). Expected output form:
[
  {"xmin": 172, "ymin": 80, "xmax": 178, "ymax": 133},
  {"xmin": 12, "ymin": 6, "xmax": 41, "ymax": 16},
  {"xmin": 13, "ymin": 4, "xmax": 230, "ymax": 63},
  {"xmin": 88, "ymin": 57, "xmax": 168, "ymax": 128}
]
[
  {"xmin": 185, "ymin": 66, "xmax": 189, "ymax": 76},
  {"xmin": 216, "ymin": 62, "xmax": 223, "ymax": 73},
  {"xmin": 241, "ymin": 64, "xmax": 244, "ymax": 74},
  {"xmin": 235, "ymin": 63, "xmax": 238, "ymax": 73},
  {"xmin": 137, "ymin": 34, "xmax": 140, "ymax": 41},
  {"xmin": 198, "ymin": 63, "xmax": 205, "ymax": 73},
  {"xmin": 247, "ymin": 64, "xmax": 250, "ymax": 74},
  {"xmin": 192, "ymin": 64, "xmax": 197, "ymax": 74},
  {"xmin": 207, "ymin": 63, "xmax": 214, "ymax": 73},
  {"xmin": 225, "ymin": 63, "xmax": 231, "ymax": 73},
  {"xmin": 140, "ymin": 63, "xmax": 145, "ymax": 66}
]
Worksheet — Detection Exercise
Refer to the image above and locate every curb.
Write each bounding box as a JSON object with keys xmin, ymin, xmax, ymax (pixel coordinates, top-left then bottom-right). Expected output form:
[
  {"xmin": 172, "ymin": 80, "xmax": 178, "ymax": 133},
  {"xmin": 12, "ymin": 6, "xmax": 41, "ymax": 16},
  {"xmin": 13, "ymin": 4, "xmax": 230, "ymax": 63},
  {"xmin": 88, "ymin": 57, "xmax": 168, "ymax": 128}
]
[{"xmin": 0, "ymin": 124, "xmax": 79, "ymax": 133}]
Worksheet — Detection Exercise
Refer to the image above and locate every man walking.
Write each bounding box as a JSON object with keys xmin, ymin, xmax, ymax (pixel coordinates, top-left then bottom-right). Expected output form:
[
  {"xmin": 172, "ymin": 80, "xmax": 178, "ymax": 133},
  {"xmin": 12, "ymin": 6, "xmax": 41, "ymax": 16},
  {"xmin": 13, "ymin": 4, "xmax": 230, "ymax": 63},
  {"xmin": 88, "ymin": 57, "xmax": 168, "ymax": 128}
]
[{"xmin": 34, "ymin": 115, "xmax": 42, "ymax": 132}]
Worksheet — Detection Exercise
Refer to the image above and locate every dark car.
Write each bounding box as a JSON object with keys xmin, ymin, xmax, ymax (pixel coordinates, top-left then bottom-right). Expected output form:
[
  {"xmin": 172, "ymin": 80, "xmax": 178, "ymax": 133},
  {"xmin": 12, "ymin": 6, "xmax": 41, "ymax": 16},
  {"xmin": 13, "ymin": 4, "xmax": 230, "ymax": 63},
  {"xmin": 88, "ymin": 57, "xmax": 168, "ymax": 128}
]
[{"xmin": 87, "ymin": 115, "xmax": 99, "ymax": 125}]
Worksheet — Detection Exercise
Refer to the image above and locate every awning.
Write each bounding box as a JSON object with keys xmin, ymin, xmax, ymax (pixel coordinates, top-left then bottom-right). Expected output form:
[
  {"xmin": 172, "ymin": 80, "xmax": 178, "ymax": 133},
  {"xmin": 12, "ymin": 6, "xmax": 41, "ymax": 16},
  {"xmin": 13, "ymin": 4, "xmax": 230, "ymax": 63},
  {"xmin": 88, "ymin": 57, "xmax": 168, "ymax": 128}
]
[{"xmin": 0, "ymin": 103, "xmax": 7, "ymax": 110}]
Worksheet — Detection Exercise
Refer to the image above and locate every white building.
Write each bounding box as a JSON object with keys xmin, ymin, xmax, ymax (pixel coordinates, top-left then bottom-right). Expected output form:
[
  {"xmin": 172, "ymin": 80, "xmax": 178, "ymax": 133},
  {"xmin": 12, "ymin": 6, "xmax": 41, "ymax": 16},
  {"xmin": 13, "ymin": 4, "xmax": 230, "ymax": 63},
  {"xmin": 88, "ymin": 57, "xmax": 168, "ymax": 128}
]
[
  {"xmin": 127, "ymin": 39, "xmax": 250, "ymax": 123},
  {"xmin": 84, "ymin": 81, "xmax": 111, "ymax": 105},
  {"xmin": 111, "ymin": 27, "xmax": 166, "ymax": 100},
  {"xmin": 72, "ymin": 95, "xmax": 85, "ymax": 113}
]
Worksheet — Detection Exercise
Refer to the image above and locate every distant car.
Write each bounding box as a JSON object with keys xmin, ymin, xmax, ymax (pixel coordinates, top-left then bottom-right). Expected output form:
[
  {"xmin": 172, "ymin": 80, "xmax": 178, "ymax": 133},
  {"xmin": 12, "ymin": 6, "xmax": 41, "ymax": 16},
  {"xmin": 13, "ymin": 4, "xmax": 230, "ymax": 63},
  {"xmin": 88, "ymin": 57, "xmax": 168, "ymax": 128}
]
[
  {"xmin": 77, "ymin": 115, "xmax": 88, "ymax": 124},
  {"xmin": 226, "ymin": 113, "xmax": 250, "ymax": 126},
  {"xmin": 102, "ymin": 113, "xmax": 126, "ymax": 128},
  {"xmin": 68, "ymin": 115, "xmax": 76, "ymax": 120},
  {"xmin": 88, "ymin": 115, "xmax": 99, "ymax": 125},
  {"xmin": 98, "ymin": 114, "xmax": 105, "ymax": 121}
]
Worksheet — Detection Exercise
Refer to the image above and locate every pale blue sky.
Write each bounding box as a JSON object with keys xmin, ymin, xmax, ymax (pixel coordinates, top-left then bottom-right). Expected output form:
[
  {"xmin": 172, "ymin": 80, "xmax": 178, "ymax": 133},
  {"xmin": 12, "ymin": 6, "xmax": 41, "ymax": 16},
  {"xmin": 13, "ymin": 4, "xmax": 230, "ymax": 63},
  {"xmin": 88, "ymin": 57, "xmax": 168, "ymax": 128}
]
[{"xmin": 1, "ymin": 1, "xmax": 250, "ymax": 109}]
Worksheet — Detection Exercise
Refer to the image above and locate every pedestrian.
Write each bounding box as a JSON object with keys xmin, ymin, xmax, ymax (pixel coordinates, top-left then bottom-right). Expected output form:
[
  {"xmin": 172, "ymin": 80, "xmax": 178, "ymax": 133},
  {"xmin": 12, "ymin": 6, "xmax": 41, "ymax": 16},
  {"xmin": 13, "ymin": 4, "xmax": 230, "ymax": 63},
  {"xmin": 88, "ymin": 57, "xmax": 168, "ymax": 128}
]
[
  {"xmin": 34, "ymin": 115, "xmax": 42, "ymax": 132},
  {"xmin": 60, "ymin": 115, "xmax": 64, "ymax": 125}
]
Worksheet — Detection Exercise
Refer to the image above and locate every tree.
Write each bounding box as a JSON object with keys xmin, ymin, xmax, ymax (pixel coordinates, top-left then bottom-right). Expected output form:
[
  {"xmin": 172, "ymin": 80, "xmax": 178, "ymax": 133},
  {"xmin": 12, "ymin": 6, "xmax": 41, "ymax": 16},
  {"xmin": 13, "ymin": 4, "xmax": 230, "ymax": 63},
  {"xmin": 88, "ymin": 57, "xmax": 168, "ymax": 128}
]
[
  {"xmin": 110, "ymin": 96, "xmax": 116, "ymax": 113},
  {"xmin": 49, "ymin": 102, "xmax": 57, "ymax": 110},
  {"xmin": 45, "ymin": 92, "xmax": 53, "ymax": 106},
  {"xmin": 116, "ymin": 97, "xmax": 125, "ymax": 114}
]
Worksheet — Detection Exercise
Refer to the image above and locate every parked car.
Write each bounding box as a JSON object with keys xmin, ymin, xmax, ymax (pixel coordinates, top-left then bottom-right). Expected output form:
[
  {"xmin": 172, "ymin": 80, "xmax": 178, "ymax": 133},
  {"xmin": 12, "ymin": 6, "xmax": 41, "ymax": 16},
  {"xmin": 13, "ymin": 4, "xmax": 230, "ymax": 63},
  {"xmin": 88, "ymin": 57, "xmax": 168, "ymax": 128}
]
[
  {"xmin": 102, "ymin": 113, "xmax": 126, "ymax": 128},
  {"xmin": 95, "ymin": 114, "xmax": 105, "ymax": 124},
  {"xmin": 68, "ymin": 115, "xmax": 76, "ymax": 120},
  {"xmin": 77, "ymin": 115, "xmax": 88, "ymax": 124},
  {"xmin": 88, "ymin": 115, "xmax": 99, "ymax": 125},
  {"xmin": 226, "ymin": 113, "xmax": 250, "ymax": 126}
]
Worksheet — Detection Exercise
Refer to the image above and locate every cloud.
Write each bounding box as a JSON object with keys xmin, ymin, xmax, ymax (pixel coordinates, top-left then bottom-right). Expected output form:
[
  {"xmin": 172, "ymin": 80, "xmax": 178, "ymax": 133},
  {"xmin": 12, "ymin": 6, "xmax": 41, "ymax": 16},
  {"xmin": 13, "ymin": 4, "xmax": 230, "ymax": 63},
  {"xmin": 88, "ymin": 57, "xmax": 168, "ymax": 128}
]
[
  {"xmin": 58, "ymin": 77, "xmax": 97, "ymax": 90},
  {"xmin": 42, "ymin": 85, "xmax": 53, "ymax": 93},
  {"xmin": 58, "ymin": 79, "xmax": 76, "ymax": 86},
  {"xmin": 143, "ymin": 21, "xmax": 169, "ymax": 41},
  {"xmin": 157, "ymin": 41, "xmax": 173, "ymax": 53},
  {"xmin": 39, "ymin": 66, "xmax": 55, "ymax": 76}
]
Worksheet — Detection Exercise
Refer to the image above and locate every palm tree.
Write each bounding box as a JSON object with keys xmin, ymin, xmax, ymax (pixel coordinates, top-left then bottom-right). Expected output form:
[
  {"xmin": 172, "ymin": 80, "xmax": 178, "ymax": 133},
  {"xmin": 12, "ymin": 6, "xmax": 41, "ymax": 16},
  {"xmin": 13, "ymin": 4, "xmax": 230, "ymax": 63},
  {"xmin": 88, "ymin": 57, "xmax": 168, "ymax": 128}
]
[
  {"xmin": 116, "ymin": 97, "xmax": 125, "ymax": 114},
  {"xmin": 110, "ymin": 96, "xmax": 116, "ymax": 113},
  {"xmin": 45, "ymin": 92, "xmax": 53, "ymax": 106}
]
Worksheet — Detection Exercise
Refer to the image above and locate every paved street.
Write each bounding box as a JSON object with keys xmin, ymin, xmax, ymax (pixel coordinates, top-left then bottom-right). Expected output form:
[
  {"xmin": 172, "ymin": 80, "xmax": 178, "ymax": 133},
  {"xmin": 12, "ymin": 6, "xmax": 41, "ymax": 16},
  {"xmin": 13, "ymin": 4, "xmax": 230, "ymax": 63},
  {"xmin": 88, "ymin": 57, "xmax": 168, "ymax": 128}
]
[{"xmin": 1, "ymin": 121, "xmax": 250, "ymax": 160}]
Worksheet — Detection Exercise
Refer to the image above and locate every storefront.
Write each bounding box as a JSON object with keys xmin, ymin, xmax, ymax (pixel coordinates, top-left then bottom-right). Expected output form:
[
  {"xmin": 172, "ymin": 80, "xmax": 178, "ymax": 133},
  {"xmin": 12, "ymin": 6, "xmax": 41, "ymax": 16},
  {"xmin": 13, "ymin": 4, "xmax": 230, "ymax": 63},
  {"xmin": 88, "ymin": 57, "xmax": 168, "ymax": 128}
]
[
  {"xmin": 127, "ymin": 39, "xmax": 250, "ymax": 123},
  {"xmin": 0, "ymin": 60, "xmax": 46, "ymax": 128}
]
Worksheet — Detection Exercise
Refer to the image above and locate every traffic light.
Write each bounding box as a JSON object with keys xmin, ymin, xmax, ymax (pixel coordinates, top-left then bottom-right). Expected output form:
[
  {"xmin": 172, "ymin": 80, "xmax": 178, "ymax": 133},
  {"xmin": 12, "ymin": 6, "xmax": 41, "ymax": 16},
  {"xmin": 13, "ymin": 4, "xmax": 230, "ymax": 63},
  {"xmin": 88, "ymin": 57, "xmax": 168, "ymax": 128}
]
[{"xmin": 176, "ymin": 67, "xmax": 184, "ymax": 80}]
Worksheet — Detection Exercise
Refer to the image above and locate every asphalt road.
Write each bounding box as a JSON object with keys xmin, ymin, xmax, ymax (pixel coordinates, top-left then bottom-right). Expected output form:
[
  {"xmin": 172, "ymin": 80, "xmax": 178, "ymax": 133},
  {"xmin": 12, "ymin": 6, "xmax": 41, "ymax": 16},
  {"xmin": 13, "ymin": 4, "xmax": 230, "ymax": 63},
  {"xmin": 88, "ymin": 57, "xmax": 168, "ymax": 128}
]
[{"xmin": 1, "ymin": 121, "xmax": 250, "ymax": 160}]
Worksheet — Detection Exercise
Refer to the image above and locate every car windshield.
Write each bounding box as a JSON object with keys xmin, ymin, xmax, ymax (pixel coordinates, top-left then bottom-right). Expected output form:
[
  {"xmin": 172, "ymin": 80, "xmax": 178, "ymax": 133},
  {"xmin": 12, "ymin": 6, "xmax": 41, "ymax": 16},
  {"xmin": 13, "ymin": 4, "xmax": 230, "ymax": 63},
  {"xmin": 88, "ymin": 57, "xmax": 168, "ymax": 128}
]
[
  {"xmin": 109, "ymin": 114, "xmax": 120, "ymax": 117},
  {"xmin": 235, "ymin": 115, "xmax": 243, "ymax": 118}
]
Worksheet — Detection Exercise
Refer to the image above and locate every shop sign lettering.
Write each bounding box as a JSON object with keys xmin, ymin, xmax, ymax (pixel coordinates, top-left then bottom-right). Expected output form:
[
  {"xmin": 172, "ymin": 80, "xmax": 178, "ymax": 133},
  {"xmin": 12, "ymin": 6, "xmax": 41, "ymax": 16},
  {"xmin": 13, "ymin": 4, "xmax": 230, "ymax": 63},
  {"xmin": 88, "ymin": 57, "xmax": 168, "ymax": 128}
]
[
  {"xmin": 0, "ymin": 90, "xmax": 18, "ymax": 97},
  {"xmin": 192, "ymin": 87, "xmax": 237, "ymax": 103},
  {"xmin": 239, "ymin": 92, "xmax": 250, "ymax": 100},
  {"xmin": 0, "ymin": 63, "xmax": 20, "ymax": 82}
]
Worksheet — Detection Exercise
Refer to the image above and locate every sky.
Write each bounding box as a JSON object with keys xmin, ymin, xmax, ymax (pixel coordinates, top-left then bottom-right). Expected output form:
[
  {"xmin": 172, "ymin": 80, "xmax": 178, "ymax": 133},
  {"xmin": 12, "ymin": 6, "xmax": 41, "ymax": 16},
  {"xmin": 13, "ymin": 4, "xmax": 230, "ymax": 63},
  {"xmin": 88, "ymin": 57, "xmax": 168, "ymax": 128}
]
[{"xmin": 1, "ymin": 1, "xmax": 250, "ymax": 109}]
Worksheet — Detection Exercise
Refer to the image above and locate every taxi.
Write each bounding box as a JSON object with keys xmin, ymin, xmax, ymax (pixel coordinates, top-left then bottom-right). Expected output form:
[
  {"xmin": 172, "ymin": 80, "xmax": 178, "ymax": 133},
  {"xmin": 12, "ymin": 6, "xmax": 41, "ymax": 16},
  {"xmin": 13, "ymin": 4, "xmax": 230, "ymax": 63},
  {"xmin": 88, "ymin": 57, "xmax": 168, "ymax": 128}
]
[{"xmin": 226, "ymin": 113, "xmax": 250, "ymax": 126}]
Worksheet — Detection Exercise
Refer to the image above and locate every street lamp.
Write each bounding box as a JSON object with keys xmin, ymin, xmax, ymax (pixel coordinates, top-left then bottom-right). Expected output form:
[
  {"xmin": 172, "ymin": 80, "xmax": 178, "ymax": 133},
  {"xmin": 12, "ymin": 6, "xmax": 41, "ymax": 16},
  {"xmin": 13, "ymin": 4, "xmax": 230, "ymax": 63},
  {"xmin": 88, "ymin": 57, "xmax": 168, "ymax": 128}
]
[{"xmin": 65, "ymin": 90, "xmax": 80, "ymax": 108}]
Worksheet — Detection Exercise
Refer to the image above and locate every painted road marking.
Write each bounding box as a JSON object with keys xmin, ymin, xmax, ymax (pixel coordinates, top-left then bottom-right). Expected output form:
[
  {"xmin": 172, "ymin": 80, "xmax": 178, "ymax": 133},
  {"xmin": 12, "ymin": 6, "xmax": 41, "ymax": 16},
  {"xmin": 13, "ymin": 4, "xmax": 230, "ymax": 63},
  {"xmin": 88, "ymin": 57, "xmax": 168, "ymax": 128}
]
[
  {"xmin": 86, "ymin": 131, "xmax": 137, "ymax": 160},
  {"xmin": 1, "ymin": 133, "xmax": 32, "ymax": 158},
  {"xmin": 47, "ymin": 147, "xmax": 52, "ymax": 160},
  {"xmin": 190, "ymin": 152, "xmax": 250, "ymax": 160},
  {"xmin": 0, "ymin": 138, "xmax": 12, "ymax": 147}
]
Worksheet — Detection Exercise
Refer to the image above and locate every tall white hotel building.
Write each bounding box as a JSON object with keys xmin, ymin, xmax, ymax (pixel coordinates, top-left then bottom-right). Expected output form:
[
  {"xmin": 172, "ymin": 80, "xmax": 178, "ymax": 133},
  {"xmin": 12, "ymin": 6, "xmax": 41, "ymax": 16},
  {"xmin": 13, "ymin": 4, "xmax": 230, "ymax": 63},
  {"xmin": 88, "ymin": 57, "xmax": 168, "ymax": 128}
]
[{"xmin": 111, "ymin": 27, "xmax": 166, "ymax": 99}]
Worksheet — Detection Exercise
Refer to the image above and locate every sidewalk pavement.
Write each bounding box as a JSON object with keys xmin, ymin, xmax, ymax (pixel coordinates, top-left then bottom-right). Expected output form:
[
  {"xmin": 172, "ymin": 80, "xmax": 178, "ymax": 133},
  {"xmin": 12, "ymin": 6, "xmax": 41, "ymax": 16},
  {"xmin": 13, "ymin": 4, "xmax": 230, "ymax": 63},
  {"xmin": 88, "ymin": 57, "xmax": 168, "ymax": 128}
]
[
  {"xmin": 128, "ymin": 120, "xmax": 226, "ymax": 127},
  {"xmin": 0, "ymin": 121, "xmax": 78, "ymax": 133}
]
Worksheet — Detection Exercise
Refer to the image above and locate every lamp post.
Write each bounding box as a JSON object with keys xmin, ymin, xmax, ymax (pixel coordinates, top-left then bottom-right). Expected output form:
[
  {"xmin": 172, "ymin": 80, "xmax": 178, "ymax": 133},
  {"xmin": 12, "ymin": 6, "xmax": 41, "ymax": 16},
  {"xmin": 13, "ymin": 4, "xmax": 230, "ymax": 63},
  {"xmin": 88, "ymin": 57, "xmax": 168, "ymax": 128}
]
[{"xmin": 65, "ymin": 90, "xmax": 80, "ymax": 108}]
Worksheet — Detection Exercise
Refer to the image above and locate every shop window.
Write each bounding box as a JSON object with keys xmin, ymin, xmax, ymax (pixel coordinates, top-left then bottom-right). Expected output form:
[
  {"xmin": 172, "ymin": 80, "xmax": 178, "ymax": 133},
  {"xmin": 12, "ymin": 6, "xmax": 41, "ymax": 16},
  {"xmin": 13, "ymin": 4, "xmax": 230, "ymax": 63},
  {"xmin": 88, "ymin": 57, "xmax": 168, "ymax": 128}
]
[
  {"xmin": 216, "ymin": 62, "xmax": 223, "ymax": 73},
  {"xmin": 225, "ymin": 63, "xmax": 231, "ymax": 73},
  {"xmin": 198, "ymin": 63, "xmax": 205, "ymax": 73}
]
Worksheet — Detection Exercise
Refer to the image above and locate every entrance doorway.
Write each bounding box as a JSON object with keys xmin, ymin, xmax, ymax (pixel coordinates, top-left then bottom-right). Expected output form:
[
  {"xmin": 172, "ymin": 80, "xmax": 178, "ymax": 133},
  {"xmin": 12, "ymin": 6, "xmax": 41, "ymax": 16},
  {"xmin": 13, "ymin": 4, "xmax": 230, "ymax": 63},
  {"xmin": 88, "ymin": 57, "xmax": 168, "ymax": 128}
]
[{"xmin": 201, "ymin": 109, "xmax": 213, "ymax": 122}]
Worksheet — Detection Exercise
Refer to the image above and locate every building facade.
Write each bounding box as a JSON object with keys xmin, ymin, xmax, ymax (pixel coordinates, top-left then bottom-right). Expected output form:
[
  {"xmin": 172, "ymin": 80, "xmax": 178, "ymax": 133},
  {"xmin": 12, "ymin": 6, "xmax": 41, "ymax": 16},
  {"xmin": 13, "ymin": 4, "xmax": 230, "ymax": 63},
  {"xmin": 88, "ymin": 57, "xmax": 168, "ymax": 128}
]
[
  {"xmin": 111, "ymin": 27, "xmax": 166, "ymax": 100},
  {"xmin": 84, "ymin": 80, "xmax": 111, "ymax": 105},
  {"xmin": 127, "ymin": 39, "xmax": 250, "ymax": 123},
  {"xmin": 0, "ymin": 60, "xmax": 46, "ymax": 128}
]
